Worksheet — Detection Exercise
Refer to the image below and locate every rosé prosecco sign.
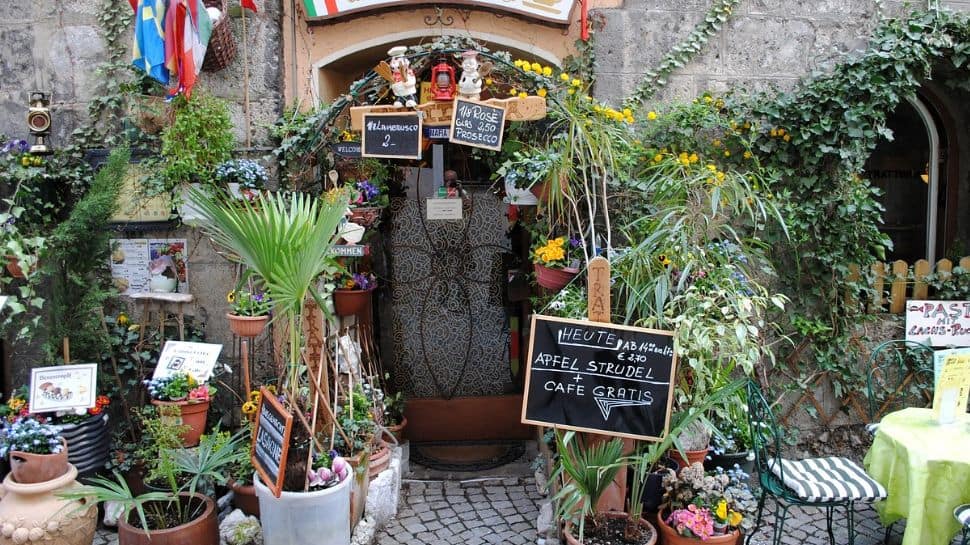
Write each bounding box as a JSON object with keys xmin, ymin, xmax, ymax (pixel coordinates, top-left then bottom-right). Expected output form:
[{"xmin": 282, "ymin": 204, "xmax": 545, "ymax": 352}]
[{"xmin": 302, "ymin": 0, "xmax": 576, "ymax": 24}]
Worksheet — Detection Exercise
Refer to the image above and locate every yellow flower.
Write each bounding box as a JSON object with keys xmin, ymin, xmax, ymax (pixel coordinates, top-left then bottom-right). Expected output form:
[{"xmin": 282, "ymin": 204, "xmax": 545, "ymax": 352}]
[
  {"xmin": 242, "ymin": 401, "xmax": 258, "ymax": 415},
  {"xmin": 265, "ymin": 384, "xmax": 277, "ymax": 394},
  {"xmin": 728, "ymin": 511, "xmax": 743, "ymax": 526},
  {"xmin": 706, "ymin": 164, "xmax": 717, "ymax": 172},
  {"xmin": 518, "ymin": 92, "xmax": 528, "ymax": 99},
  {"xmin": 484, "ymin": 78, "xmax": 493, "ymax": 86},
  {"xmin": 509, "ymin": 88, "xmax": 518, "ymax": 96},
  {"xmin": 625, "ymin": 116, "xmax": 634, "ymax": 124},
  {"xmin": 226, "ymin": 291, "xmax": 236, "ymax": 304},
  {"xmin": 712, "ymin": 139, "xmax": 721, "ymax": 148},
  {"xmin": 8, "ymin": 398, "xmax": 24, "ymax": 411},
  {"xmin": 769, "ymin": 128, "xmax": 778, "ymax": 137},
  {"xmin": 647, "ymin": 111, "xmax": 657, "ymax": 121},
  {"xmin": 187, "ymin": 374, "xmax": 198, "ymax": 387},
  {"xmin": 704, "ymin": 95, "xmax": 714, "ymax": 104},
  {"xmin": 560, "ymin": 73, "xmax": 570, "ymax": 82},
  {"xmin": 537, "ymin": 88, "xmax": 547, "ymax": 97},
  {"xmin": 593, "ymin": 105, "xmax": 603, "ymax": 113},
  {"xmin": 521, "ymin": 64, "xmax": 531, "ymax": 73},
  {"xmin": 542, "ymin": 66, "xmax": 553, "ymax": 77},
  {"xmin": 743, "ymin": 150, "xmax": 753, "ymax": 160},
  {"xmin": 531, "ymin": 62, "xmax": 541, "ymax": 72},
  {"xmin": 678, "ymin": 152, "xmax": 690, "ymax": 166},
  {"xmin": 622, "ymin": 108, "xmax": 632, "ymax": 117},
  {"xmin": 514, "ymin": 59, "xmax": 524, "ymax": 68},
  {"xmin": 117, "ymin": 313, "xmax": 130, "ymax": 326},
  {"xmin": 716, "ymin": 500, "xmax": 728, "ymax": 520},
  {"xmin": 653, "ymin": 154, "xmax": 663, "ymax": 163},
  {"xmin": 571, "ymin": 78, "xmax": 581, "ymax": 87},
  {"xmin": 723, "ymin": 150, "xmax": 731, "ymax": 157},
  {"xmin": 688, "ymin": 153, "xmax": 699, "ymax": 163},
  {"xmin": 783, "ymin": 134, "xmax": 791, "ymax": 142},
  {"xmin": 567, "ymin": 88, "xmax": 576, "ymax": 95},
  {"xmin": 716, "ymin": 171, "xmax": 725, "ymax": 181},
  {"xmin": 249, "ymin": 390, "xmax": 261, "ymax": 402}
]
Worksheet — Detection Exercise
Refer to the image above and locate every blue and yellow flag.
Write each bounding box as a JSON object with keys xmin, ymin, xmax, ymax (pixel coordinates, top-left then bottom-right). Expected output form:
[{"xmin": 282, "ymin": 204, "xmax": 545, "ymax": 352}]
[{"xmin": 132, "ymin": 0, "xmax": 169, "ymax": 86}]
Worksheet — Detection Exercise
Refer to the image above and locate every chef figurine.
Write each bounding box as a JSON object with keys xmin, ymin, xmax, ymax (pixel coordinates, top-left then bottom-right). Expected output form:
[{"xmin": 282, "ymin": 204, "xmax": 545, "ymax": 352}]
[
  {"xmin": 388, "ymin": 45, "xmax": 418, "ymax": 108},
  {"xmin": 458, "ymin": 50, "xmax": 483, "ymax": 101}
]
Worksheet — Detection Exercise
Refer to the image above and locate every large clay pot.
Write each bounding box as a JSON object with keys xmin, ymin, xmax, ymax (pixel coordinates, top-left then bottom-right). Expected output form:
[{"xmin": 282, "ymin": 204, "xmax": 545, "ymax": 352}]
[
  {"xmin": 534, "ymin": 263, "xmax": 579, "ymax": 291},
  {"xmin": 230, "ymin": 480, "xmax": 259, "ymax": 518},
  {"xmin": 368, "ymin": 443, "xmax": 391, "ymax": 479},
  {"xmin": 0, "ymin": 464, "xmax": 97, "ymax": 545},
  {"xmin": 255, "ymin": 471, "xmax": 351, "ymax": 545},
  {"xmin": 669, "ymin": 448, "xmax": 709, "ymax": 470},
  {"xmin": 227, "ymin": 313, "xmax": 269, "ymax": 338},
  {"xmin": 656, "ymin": 511, "xmax": 740, "ymax": 545},
  {"xmin": 119, "ymin": 493, "xmax": 218, "ymax": 545},
  {"xmin": 562, "ymin": 512, "xmax": 657, "ymax": 545},
  {"xmin": 9, "ymin": 439, "xmax": 68, "ymax": 484},
  {"xmin": 382, "ymin": 416, "xmax": 407, "ymax": 444},
  {"xmin": 59, "ymin": 414, "xmax": 110, "ymax": 477},
  {"xmin": 333, "ymin": 288, "xmax": 374, "ymax": 317},
  {"xmin": 151, "ymin": 399, "xmax": 210, "ymax": 447}
]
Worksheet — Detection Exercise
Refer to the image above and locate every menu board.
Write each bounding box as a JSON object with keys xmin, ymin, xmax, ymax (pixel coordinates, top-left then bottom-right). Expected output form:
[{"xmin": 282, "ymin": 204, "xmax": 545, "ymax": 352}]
[
  {"xmin": 109, "ymin": 238, "xmax": 188, "ymax": 295},
  {"xmin": 521, "ymin": 315, "xmax": 677, "ymax": 441},
  {"xmin": 361, "ymin": 113, "xmax": 422, "ymax": 159},
  {"xmin": 252, "ymin": 387, "xmax": 293, "ymax": 498},
  {"xmin": 449, "ymin": 98, "xmax": 506, "ymax": 151},
  {"xmin": 29, "ymin": 364, "xmax": 98, "ymax": 413}
]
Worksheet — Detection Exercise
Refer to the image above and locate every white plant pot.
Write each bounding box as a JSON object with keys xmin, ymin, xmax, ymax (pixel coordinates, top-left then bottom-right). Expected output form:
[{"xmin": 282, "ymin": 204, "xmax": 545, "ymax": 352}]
[
  {"xmin": 149, "ymin": 274, "xmax": 178, "ymax": 293},
  {"xmin": 254, "ymin": 472, "xmax": 351, "ymax": 545},
  {"xmin": 504, "ymin": 180, "xmax": 539, "ymax": 205},
  {"xmin": 178, "ymin": 183, "xmax": 206, "ymax": 226}
]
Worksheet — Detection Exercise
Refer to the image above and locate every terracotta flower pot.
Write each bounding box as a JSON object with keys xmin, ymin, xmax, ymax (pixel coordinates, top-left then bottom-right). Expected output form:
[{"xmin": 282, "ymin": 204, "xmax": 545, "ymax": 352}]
[
  {"xmin": 333, "ymin": 287, "xmax": 374, "ymax": 317},
  {"xmin": 0, "ymin": 464, "xmax": 97, "ymax": 545},
  {"xmin": 382, "ymin": 416, "xmax": 408, "ymax": 444},
  {"xmin": 349, "ymin": 206, "xmax": 384, "ymax": 228},
  {"xmin": 230, "ymin": 479, "xmax": 260, "ymax": 518},
  {"xmin": 562, "ymin": 512, "xmax": 657, "ymax": 545},
  {"xmin": 119, "ymin": 492, "xmax": 218, "ymax": 545},
  {"xmin": 669, "ymin": 448, "xmax": 709, "ymax": 470},
  {"xmin": 227, "ymin": 313, "xmax": 269, "ymax": 338},
  {"xmin": 151, "ymin": 399, "xmax": 210, "ymax": 447},
  {"xmin": 534, "ymin": 263, "xmax": 579, "ymax": 291},
  {"xmin": 656, "ymin": 511, "xmax": 740, "ymax": 545},
  {"xmin": 368, "ymin": 443, "xmax": 391, "ymax": 479},
  {"xmin": 9, "ymin": 439, "xmax": 68, "ymax": 484}
]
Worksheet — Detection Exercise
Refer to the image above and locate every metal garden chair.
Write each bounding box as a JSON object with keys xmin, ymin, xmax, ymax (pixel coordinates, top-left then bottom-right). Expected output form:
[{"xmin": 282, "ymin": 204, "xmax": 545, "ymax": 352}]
[
  {"xmin": 745, "ymin": 380, "xmax": 888, "ymax": 545},
  {"xmin": 956, "ymin": 504, "xmax": 970, "ymax": 545},
  {"xmin": 865, "ymin": 339, "xmax": 936, "ymax": 435}
]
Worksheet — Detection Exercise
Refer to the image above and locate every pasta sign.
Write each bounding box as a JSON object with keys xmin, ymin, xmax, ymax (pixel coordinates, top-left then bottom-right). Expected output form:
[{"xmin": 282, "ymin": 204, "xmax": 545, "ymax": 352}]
[
  {"xmin": 302, "ymin": 0, "xmax": 576, "ymax": 24},
  {"xmin": 905, "ymin": 300, "xmax": 970, "ymax": 347}
]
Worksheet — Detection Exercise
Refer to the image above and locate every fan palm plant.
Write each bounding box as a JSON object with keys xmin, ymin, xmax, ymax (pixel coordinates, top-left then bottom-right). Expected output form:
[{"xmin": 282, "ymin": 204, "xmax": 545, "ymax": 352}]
[
  {"xmin": 549, "ymin": 431, "xmax": 624, "ymax": 542},
  {"xmin": 187, "ymin": 187, "xmax": 349, "ymax": 395}
]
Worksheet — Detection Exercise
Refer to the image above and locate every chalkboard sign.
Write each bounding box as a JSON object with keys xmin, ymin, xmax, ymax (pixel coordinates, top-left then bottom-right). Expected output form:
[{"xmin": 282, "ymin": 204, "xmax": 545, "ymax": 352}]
[
  {"xmin": 361, "ymin": 112, "xmax": 422, "ymax": 159},
  {"xmin": 333, "ymin": 141, "xmax": 361, "ymax": 158},
  {"xmin": 252, "ymin": 387, "xmax": 293, "ymax": 498},
  {"xmin": 521, "ymin": 315, "xmax": 677, "ymax": 441},
  {"xmin": 449, "ymin": 98, "xmax": 506, "ymax": 151}
]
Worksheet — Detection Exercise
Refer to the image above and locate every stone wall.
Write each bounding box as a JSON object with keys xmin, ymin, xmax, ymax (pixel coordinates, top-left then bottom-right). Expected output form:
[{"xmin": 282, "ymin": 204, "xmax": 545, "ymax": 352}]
[
  {"xmin": 592, "ymin": 0, "xmax": 970, "ymax": 105},
  {"xmin": 1, "ymin": 1, "xmax": 283, "ymax": 387}
]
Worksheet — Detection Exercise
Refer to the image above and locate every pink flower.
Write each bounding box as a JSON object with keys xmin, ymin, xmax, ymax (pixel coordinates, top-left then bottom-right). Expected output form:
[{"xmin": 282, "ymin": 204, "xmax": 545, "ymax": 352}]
[
  {"xmin": 332, "ymin": 456, "xmax": 350, "ymax": 482},
  {"xmin": 188, "ymin": 385, "xmax": 210, "ymax": 402}
]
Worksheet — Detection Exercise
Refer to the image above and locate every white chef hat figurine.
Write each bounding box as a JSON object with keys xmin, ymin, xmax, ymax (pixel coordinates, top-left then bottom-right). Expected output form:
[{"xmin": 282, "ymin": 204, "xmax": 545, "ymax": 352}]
[
  {"xmin": 387, "ymin": 46, "xmax": 418, "ymax": 108},
  {"xmin": 458, "ymin": 50, "xmax": 483, "ymax": 101}
]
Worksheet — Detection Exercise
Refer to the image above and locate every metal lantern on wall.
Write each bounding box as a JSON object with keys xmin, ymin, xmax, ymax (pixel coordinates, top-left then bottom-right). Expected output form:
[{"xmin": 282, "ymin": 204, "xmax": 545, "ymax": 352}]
[{"xmin": 430, "ymin": 59, "xmax": 456, "ymax": 101}]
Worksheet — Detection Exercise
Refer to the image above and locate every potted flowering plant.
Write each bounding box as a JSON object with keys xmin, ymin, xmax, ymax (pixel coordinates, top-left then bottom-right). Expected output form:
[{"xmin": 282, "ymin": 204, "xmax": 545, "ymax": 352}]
[
  {"xmin": 343, "ymin": 158, "xmax": 390, "ymax": 228},
  {"xmin": 226, "ymin": 288, "xmax": 272, "ymax": 337},
  {"xmin": 214, "ymin": 159, "xmax": 269, "ymax": 202},
  {"xmin": 531, "ymin": 234, "xmax": 582, "ymax": 291},
  {"xmin": 143, "ymin": 372, "xmax": 215, "ymax": 447},
  {"xmin": 332, "ymin": 272, "xmax": 377, "ymax": 317},
  {"xmin": 0, "ymin": 416, "xmax": 67, "ymax": 484},
  {"xmin": 657, "ymin": 462, "xmax": 757, "ymax": 545}
]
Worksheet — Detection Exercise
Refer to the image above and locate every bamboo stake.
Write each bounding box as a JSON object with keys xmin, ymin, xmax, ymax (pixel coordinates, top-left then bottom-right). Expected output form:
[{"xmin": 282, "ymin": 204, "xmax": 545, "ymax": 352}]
[{"xmin": 62, "ymin": 337, "xmax": 70, "ymax": 363}]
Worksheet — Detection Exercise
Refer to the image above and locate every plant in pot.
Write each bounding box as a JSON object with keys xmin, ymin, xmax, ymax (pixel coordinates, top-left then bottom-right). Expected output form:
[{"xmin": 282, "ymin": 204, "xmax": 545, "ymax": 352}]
[
  {"xmin": 705, "ymin": 408, "xmax": 754, "ymax": 474},
  {"xmin": 656, "ymin": 462, "xmax": 757, "ymax": 545},
  {"xmin": 531, "ymin": 234, "xmax": 582, "ymax": 291},
  {"xmin": 59, "ymin": 428, "xmax": 247, "ymax": 545},
  {"xmin": 226, "ymin": 287, "xmax": 272, "ymax": 338},
  {"xmin": 143, "ymin": 372, "xmax": 215, "ymax": 447},
  {"xmin": 334, "ymin": 385, "xmax": 378, "ymax": 471},
  {"xmin": 0, "ymin": 415, "xmax": 99, "ymax": 545},
  {"xmin": 381, "ymin": 386, "xmax": 407, "ymax": 444},
  {"xmin": 332, "ymin": 271, "xmax": 377, "ymax": 317},
  {"xmin": 213, "ymin": 159, "xmax": 269, "ymax": 203},
  {"xmin": 345, "ymin": 158, "xmax": 390, "ymax": 229},
  {"xmin": 148, "ymin": 255, "xmax": 179, "ymax": 293}
]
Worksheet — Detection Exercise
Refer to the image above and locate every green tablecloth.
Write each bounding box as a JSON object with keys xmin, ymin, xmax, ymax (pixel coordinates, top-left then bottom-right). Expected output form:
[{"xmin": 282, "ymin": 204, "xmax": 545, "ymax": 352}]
[{"xmin": 863, "ymin": 407, "xmax": 970, "ymax": 545}]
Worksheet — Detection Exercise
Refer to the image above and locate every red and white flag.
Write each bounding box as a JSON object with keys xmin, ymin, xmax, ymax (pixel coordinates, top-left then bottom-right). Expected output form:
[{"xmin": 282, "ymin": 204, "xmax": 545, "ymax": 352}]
[{"xmin": 241, "ymin": 0, "xmax": 257, "ymax": 12}]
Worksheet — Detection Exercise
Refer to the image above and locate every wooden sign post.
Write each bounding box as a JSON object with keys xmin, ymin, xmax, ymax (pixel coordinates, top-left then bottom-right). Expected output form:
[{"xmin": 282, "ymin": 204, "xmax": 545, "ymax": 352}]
[{"xmin": 252, "ymin": 386, "xmax": 293, "ymax": 498}]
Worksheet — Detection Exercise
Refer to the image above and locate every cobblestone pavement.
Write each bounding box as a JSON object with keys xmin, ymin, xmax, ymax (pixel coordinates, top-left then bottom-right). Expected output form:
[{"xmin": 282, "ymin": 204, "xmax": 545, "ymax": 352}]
[{"xmin": 376, "ymin": 477, "xmax": 545, "ymax": 545}]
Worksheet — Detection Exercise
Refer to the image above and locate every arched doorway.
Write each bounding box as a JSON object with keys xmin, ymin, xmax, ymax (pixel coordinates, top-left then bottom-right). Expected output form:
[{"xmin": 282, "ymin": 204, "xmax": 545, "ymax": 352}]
[{"xmin": 864, "ymin": 91, "xmax": 958, "ymax": 263}]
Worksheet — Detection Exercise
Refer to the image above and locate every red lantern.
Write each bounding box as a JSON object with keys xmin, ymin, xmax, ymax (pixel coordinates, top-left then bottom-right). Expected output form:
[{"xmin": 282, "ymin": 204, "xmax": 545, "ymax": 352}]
[{"xmin": 430, "ymin": 59, "xmax": 456, "ymax": 101}]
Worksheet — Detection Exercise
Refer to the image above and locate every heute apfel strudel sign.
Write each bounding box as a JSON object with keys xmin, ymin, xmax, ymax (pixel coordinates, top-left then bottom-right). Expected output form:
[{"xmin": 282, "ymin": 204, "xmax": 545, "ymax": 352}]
[{"xmin": 302, "ymin": 0, "xmax": 575, "ymax": 24}]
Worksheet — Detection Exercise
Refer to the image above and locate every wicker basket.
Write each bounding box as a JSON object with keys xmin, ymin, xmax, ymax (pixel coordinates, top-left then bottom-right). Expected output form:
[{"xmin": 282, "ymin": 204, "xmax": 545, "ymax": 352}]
[{"xmin": 201, "ymin": 0, "xmax": 236, "ymax": 72}]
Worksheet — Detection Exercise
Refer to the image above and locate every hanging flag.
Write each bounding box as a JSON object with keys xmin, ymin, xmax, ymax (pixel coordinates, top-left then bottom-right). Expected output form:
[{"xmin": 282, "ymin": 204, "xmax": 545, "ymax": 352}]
[
  {"xmin": 241, "ymin": 0, "xmax": 258, "ymax": 13},
  {"xmin": 164, "ymin": 0, "xmax": 212, "ymax": 98},
  {"xmin": 132, "ymin": 0, "xmax": 169, "ymax": 86},
  {"xmin": 128, "ymin": 0, "xmax": 137, "ymax": 11}
]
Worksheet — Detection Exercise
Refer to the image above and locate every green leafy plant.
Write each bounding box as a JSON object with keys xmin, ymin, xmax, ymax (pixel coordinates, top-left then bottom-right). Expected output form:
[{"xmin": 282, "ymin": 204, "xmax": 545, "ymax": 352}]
[
  {"xmin": 548, "ymin": 431, "xmax": 624, "ymax": 542},
  {"xmin": 227, "ymin": 288, "xmax": 272, "ymax": 317}
]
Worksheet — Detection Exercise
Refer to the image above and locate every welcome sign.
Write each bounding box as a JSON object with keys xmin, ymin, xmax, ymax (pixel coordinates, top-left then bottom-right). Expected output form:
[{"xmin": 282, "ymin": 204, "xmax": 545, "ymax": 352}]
[{"xmin": 302, "ymin": 0, "xmax": 576, "ymax": 24}]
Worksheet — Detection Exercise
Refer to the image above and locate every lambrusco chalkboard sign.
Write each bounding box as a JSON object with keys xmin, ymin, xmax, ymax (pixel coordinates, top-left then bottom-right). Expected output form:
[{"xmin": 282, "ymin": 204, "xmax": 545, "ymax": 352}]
[
  {"xmin": 252, "ymin": 386, "xmax": 293, "ymax": 498},
  {"xmin": 449, "ymin": 98, "xmax": 506, "ymax": 151},
  {"xmin": 521, "ymin": 315, "xmax": 677, "ymax": 441},
  {"xmin": 361, "ymin": 112, "xmax": 422, "ymax": 159}
]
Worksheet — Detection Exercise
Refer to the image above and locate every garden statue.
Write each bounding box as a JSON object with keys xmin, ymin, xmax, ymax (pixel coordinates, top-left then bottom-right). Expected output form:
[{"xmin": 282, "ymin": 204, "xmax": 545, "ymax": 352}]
[
  {"xmin": 458, "ymin": 50, "xmax": 483, "ymax": 101},
  {"xmin": 387, "ymin": 46, "xmax": 417, "ymax": 108}
]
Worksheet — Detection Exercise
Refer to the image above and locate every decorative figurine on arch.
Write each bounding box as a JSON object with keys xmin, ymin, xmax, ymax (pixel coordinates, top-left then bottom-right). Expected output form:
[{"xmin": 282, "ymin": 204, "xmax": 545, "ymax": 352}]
[
  {"xmin": 458, "ymin": 50, "xmax": 484, "ymax": 101},
  {"xmin": 384, "ymin": 45, "xmax": 418, "ymax": 108}
]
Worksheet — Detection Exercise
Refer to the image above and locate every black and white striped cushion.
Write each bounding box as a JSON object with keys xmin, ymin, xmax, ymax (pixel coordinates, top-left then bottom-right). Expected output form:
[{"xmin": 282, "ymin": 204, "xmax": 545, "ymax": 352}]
[
  {"xmin": 956, "ymin": 504, "xmax": 970, "ymax": 527},
  {"xmin": 770, "ymin": 457, "xmax": 888, "ymax": 502}
]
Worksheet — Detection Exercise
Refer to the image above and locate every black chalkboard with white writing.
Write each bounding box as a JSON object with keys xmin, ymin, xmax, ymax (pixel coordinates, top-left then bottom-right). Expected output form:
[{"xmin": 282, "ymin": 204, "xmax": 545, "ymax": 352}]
[
  {"xmin": 449, "ymin": 98, "xmax": 506, "ymax": 151},
  {"xmin": 521, "ymin": 315, "xmax": 677, "ymax": 441},
  {"xmin": 361, "ymin": 113, "xmax": 422, "ymax": 159},
  {"xmin": 333, "ymin": 141, "xmax": 361, "ymax": 158},
  {"xmin": 252, "ymin": 387, "xmax": 292, "ymax": 498}
]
